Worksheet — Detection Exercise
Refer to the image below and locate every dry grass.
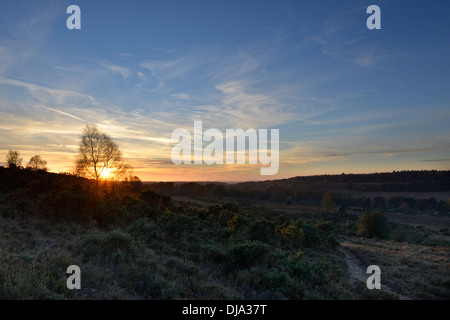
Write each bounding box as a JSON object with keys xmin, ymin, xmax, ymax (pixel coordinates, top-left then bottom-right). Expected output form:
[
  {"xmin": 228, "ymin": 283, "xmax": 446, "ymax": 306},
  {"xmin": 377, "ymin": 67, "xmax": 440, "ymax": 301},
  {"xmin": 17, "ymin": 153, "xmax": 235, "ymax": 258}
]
[
  {"xmin": 342, "ymin": 237, "xmax": 450, "ymax": 299},
  {"xmin": 0, "ymin": 213, "xmax": 244, "ymax": 299}
]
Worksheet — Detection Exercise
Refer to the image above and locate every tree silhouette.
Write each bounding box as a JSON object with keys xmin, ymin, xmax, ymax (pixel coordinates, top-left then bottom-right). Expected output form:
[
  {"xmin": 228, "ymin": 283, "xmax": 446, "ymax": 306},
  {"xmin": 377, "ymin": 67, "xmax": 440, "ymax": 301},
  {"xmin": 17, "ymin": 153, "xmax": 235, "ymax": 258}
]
[
  {"xmin": 75, "ymin": 124, "xmax": 130, "ymax": 184},
  {"xmin": 28, "ymin": 155, "xmax": 47, "ymax": 171},
  {"xmin": 6, "ymin": 150, "xmax": 23, "ymax": 168}
]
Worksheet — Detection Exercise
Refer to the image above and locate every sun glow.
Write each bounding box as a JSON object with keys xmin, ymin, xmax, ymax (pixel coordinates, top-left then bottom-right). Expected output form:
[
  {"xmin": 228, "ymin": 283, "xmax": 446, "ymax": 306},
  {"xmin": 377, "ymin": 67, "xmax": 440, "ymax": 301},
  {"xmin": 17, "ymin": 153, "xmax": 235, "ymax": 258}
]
[{"xmin": 100, "ymin": 167, "xmax": 114, "ymax": 180}]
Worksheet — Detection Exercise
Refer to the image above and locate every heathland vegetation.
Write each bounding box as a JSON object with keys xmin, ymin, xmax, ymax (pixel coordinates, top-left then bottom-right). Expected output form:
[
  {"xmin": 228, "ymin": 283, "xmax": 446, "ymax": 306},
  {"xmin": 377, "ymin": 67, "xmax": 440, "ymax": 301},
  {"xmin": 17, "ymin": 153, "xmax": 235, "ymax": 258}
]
[{"xmin": 0, "ymin": 166, "xmax": 449, "ymax": 299}]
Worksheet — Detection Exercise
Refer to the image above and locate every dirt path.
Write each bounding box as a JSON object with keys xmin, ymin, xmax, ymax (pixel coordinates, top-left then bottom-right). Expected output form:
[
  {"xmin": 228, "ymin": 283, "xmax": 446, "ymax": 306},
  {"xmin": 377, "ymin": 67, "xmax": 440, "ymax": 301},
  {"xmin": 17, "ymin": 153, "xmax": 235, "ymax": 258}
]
[{"xmin": 340, "ymin": 242, "xmax": 412, "ymax": 300}]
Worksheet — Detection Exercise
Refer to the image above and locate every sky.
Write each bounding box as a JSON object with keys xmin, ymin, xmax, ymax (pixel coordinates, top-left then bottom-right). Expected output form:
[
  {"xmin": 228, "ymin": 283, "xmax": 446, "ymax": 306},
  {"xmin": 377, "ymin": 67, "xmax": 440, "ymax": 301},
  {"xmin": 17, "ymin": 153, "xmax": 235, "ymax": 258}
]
[{"xmin": 0, "ymin": 0, "xmax": 449, "ymax": 182}]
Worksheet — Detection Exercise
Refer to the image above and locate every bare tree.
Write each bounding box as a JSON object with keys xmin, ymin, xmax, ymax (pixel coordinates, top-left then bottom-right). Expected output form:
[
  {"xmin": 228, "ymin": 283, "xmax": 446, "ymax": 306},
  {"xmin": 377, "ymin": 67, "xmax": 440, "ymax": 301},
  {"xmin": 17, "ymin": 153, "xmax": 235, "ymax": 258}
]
[
  {"xmin": 75, "ymin": 124, "xmax": 130, "ymax": 183},
  {"xmin": 28, "ymin": 155, "xmax": 47, "ymax": 171},
  {"xmin": 6, "ymin": 150, "xmax": 23, "ymax": 168}
]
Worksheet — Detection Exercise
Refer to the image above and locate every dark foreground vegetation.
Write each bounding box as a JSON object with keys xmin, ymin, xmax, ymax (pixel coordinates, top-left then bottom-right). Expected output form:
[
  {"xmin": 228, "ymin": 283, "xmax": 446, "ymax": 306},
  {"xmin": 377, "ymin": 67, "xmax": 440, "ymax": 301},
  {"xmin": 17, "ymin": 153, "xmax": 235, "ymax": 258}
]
[{"xmin": 0, "ymin": 167, "xmax": 449, "ymax": 299}]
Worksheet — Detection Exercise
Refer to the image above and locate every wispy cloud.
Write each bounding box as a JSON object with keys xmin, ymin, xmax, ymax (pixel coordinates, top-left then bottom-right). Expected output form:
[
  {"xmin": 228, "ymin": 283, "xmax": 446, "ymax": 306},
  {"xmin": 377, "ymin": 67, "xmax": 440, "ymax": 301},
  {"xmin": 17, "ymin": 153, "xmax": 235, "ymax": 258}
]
[
  {"xmin": 170, "ymin": 93, "xmax": 190, "ymax": 100},
  {"xmin": 305, "ymin": 3, "xmax": 394, "ymax": 69},
  {"xmin": 421, "ymin": 159, "xmax": 450, "ymax": 162},
  {"xmin": 210, "ymin": 80, "xmax": 296, "ymax": 128},
  {"xmin": 353, "ymin": 49, "xmax": 377, "ymax": 67},
  {"xmin": 137, "ymin": 71, "xmax": 147, "ymax": 81},
  {"xmin": 103, "ymin": 63, "xmax": 130, "ymax": 79},
  {"xmin": 0, "ymin": 77, "xmax": 100, "ymax": 112},
  {"xmin": 0, "ymin": 1, "xmax": 62, "ymax": 74}
]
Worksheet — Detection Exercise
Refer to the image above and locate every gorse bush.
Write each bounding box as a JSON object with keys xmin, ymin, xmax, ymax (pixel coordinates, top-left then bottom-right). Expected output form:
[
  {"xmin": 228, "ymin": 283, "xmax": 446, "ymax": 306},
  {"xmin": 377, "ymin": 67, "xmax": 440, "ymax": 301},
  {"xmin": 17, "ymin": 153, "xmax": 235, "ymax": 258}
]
[
  {"xmin": 80, "ymin": 229, "xmax": 137, "ymax": 263},
  {"xmin": 158, "ymin": 211, "xmax": 196, "ymax": 236},
  {"xmin": 247, "ymin": 218, "xmax": 274, "ymax": 242},
  {"xmin": 225, "ymin": 240, "xmax": 271, "ymax": 270},
  {"xmin": 274, "ymin": 217, "xmax": 326, "ymax": 248},
  {"xmin": 38, "ymin": 190, "xmax": 92, "ymax": 223}
]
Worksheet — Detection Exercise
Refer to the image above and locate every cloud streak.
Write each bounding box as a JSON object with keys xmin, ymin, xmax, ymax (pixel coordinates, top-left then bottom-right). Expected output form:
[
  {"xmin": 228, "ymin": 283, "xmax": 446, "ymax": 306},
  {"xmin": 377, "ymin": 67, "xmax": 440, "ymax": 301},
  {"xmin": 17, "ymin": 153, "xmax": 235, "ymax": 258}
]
[{"xmin": 38, "ymin": 105, "xmax": 85, "ymax": 122}]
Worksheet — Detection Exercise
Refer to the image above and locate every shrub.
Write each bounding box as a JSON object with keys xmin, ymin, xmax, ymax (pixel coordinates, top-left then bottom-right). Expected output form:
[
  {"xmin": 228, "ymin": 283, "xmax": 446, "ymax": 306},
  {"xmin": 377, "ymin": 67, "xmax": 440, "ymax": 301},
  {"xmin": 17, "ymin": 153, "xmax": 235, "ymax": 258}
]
[
  {"xmin": 140, "ymin": 189, "xmax": 163, "ymax": 217},
  {"xmin": 316, "ymin": 221, "xmax": 334, "ymax": 233},
  {"xmin": 247, "ymin": 218, "xmax": 274, "ymax": 243},
  {"xmin": 127, "ymin": 218, "xmax": 158, "ymax": 244},
  {"xmin": 201, "ymin": 243, "xmax": 226, "ymax": 263},
  {"xmin": 280, "ymin": 254, "xmax": 311, "ymax": 280},
  {"xmin": 324, "ymin": 233, "xmax": 340, "ymax": 247},
  {"xmin": 356, "ymin": 211, "xmax": 390, "ymax": 239},
  {"xmin": 302, "ymin": 223, "xmax": 321, "ymax": 247},
  {"xmin": 158, "ymin": 211, "xmax": 196, "ymax": 237},
  {"xmin": 225, "ymin": 241, "xmax": 271, "ymax": 269},
  {"xmin": 38, "ymin": 190, "xmax": 92, "ymax": 223},
  {"xmin": 227, "ymin": 214, "xmax": 249, "ymax": 232},
  {"xmin": 277, "ymin": 223, "xmax": 303, "ymax": 245},
  {"xmin": 390, "ymin": 224, "xmax": 409, "ymax": 242},
  {"xmin": 80, "ymin": 229, "xmax": 136, "ymax": 262}
]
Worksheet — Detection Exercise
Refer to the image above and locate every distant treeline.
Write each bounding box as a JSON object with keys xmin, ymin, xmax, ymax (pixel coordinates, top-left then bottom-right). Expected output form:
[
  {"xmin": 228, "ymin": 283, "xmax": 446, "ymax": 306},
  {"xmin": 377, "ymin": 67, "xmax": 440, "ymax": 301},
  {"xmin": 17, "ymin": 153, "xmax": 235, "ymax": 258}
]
[
  {"xmin": 234, "ymin": 170, "xmax": 450, "ymax": 192},
  {"xmin": 145, "ymin": 171, "xmax": 450, "ymax": 212}
]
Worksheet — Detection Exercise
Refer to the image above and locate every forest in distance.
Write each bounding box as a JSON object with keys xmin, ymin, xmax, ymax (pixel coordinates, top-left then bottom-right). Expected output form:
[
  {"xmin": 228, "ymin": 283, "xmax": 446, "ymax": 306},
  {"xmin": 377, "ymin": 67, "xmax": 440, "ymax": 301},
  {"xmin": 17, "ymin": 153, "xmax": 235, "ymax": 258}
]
[{"xmin": 147, "ymin": 171, "xmax": 450, "ymax": 213}]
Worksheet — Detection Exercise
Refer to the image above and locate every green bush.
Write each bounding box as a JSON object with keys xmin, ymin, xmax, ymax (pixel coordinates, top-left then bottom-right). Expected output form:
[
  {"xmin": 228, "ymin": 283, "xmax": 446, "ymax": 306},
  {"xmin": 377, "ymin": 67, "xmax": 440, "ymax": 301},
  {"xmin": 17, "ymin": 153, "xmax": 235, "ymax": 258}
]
[
  {"xmin": 390, "ymin": 224, "xmax": 409, "ymax": 242},
  {"xmin": 127, "ymin": 218, "xmax": 158, "ymax": 244},
  {"xmin": 279, "ymin": 254, "xmax": 311, "ymax": 280},
  {"xmin": 302, "ymin": 223, "xmax": 321, "ymax": 247},
  {"xmin": 201, "ymin": 243, "xmax": 226, "ymax": 263},
  {"xmin": 356, "ymin": 211, "xmax": 390, "ymax": 239},
  {"xmin": 227, "ymin": 214, "xmax": 247, "ymax": 232},
  {"xmin": 225, "ymin": 241, "xmax": 271, "ymax": 269},
  {"xmin": 158, "ymin": 211, "xmax": 196, "ymax": 237},
  {"xmin": 38, "ymin": 190, "xmax": 92, "ymax": 223},
  {"xmin": 316, "ymin": 221, "xmax": 334, "ymax": 233},
  {"xmin": 277, "ymin": 223, "xmax": 302, "ymax": 245},
  {"xmin": 80, "ymin": 229, "xmax": 136, "ymax": 262},
  {"xmin": 324, "ymin": 233, "xmax": 340, "ymax": 247},
  {"xmin": 247, "ymin": 218, "xmax": 274, "ymax": 243}
]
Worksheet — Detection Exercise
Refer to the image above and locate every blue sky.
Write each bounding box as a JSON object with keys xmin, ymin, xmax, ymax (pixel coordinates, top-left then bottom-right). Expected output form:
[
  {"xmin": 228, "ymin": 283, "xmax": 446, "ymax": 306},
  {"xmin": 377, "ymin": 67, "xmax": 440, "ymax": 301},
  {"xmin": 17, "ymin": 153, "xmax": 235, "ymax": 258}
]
[{"xmin": 0, "ymin": 0, "xmax": 449, "ymax": 181}]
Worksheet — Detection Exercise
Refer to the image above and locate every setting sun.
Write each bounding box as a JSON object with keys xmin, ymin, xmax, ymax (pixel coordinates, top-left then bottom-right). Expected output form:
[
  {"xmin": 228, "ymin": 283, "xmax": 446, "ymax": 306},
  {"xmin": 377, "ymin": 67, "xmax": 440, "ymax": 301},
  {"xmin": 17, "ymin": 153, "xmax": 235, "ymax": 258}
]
[{"xmin": 100, "ymin": 167, "xmax": 113, "ymax": 180}]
